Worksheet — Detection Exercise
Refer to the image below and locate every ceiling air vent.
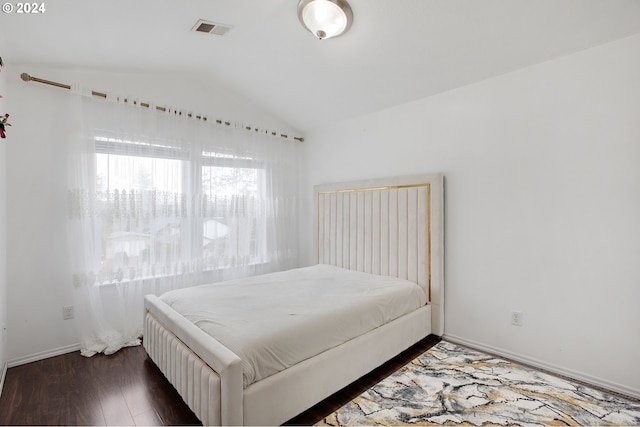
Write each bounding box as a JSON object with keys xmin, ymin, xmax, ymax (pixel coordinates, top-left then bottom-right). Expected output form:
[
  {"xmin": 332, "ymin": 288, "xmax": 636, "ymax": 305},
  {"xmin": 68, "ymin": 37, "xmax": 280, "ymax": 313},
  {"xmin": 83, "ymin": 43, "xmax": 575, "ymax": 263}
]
[{"xmin": 192, "ymin": 19, "xmax": 232, "ymax": 36}]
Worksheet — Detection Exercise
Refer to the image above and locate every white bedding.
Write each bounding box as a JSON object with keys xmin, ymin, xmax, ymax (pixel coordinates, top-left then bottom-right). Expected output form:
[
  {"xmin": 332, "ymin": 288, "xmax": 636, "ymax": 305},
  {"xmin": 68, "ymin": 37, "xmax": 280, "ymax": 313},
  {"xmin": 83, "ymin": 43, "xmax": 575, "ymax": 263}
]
[{"xmin": 159, "ymin": 264, "xmax": 427, "ymax": 387}]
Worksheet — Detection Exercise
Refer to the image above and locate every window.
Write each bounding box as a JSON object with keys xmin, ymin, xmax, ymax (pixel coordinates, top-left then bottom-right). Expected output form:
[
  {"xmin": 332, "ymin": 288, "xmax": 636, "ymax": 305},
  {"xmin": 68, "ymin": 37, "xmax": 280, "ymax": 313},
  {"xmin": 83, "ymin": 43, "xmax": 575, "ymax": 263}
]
[
  {"xmin": 201, "ymin": 150, "xmax": 265, "ymax": 270},
  {"xmin": 94, "ymin": 135, "xmax": 264, "ymax": 283}
]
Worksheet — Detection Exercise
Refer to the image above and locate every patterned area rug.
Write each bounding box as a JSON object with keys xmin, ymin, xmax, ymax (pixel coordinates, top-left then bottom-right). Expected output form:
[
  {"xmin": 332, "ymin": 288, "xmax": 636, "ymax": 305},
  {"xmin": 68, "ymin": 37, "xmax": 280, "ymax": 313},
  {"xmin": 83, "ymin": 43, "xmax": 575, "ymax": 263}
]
[{"xmin": 317, "ymin": 341, "xmax": 640, "ymax": 426}]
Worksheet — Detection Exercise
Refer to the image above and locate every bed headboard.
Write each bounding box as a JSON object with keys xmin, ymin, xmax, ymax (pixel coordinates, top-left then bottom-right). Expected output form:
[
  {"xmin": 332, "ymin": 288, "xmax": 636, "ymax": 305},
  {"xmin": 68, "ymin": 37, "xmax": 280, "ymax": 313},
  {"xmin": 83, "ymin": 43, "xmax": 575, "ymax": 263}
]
[{"xmin": 314, "ymin": 174, "xmax": 444, "ymax": 336}]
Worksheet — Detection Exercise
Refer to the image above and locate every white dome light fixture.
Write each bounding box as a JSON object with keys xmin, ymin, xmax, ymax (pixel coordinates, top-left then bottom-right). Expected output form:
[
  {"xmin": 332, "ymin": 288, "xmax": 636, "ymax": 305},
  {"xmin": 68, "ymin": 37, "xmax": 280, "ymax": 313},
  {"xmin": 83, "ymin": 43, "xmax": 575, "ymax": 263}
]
[{"xmin": 298, "ymin": 0, "xmax": 353, "ymax": 40}]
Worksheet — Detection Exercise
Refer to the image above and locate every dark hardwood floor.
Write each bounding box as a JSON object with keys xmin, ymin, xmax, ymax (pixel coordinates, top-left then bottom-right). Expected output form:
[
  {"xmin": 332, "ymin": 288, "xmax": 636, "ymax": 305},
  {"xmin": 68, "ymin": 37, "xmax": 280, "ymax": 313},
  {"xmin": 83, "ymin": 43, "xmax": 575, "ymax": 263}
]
[{"xmin": 0, "ymin": 335, "xmax": 440, "ymax": 426}]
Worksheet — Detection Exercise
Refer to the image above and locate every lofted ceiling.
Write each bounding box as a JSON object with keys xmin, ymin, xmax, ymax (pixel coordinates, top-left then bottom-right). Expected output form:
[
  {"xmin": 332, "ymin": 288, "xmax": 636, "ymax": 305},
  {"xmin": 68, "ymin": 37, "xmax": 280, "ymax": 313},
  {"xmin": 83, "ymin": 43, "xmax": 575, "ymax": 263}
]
[{"xmin": 1, "ymin": 0, "xmax": 640, "ymax": 132}]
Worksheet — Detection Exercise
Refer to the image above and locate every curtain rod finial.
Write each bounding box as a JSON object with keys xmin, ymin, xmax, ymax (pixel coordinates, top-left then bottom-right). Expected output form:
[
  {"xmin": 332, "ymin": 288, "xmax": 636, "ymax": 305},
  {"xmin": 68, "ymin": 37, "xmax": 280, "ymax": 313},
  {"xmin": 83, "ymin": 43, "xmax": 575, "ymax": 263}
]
[{"xmin": 20, "ymin": 73, "xmax": 32, "ymax": 82}]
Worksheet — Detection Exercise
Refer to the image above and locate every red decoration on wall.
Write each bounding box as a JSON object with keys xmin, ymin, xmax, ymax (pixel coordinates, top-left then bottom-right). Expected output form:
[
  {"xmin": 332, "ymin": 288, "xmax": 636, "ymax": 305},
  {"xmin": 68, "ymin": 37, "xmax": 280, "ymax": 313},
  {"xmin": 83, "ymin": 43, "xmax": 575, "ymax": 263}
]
[{"xmin": 0, "ymin": 114, "xmax": 10, "ymax": 139}]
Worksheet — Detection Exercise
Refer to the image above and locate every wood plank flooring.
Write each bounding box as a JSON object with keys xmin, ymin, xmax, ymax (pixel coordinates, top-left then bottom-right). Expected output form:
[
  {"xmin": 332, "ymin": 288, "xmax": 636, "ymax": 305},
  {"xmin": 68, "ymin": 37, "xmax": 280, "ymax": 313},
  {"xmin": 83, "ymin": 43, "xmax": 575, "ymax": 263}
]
[{"xmin": 0, "ymin": 335, "xmax": 440, "ymax": 426}]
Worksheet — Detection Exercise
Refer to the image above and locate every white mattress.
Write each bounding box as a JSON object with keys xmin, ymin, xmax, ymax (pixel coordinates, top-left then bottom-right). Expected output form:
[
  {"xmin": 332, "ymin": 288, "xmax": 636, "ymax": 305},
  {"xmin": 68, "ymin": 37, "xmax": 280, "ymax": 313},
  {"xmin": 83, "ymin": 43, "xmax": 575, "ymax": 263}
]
[{"xmin": 159, "ymin": 264, "xmax": 427, "ymax": 387}]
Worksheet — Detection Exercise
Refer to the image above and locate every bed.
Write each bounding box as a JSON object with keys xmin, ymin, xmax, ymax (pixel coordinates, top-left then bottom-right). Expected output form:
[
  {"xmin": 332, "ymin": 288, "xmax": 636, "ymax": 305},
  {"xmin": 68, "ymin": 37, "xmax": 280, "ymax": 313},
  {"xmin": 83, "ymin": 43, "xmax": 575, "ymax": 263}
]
[{"xmin": 143, "ymin": 173, "xmax": 444, "ymax": 426}]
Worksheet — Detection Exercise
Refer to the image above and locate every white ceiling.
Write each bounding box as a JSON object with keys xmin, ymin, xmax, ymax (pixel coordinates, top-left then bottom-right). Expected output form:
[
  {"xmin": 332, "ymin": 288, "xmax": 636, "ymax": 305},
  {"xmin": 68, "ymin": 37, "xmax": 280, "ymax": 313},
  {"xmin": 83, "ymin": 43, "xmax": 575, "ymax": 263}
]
[{"xmin": 2, "ymin": 0, "xmax": 640, "ymax": 132}]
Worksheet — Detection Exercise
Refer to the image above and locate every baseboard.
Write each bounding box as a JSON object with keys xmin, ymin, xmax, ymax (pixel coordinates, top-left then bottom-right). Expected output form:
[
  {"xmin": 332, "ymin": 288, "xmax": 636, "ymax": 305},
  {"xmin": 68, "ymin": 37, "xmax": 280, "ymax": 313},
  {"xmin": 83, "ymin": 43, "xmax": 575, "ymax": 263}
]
[
  {"xmin": 0, "ymin": 361, "xmax": 7, "ymax": 399},
  {"xmin": 442, "ymin": 333, "xmax": 640, "ymax": 401},
  {"xmin": 7, "ymin": 343, "xmax": 80, "ymax": 368}
]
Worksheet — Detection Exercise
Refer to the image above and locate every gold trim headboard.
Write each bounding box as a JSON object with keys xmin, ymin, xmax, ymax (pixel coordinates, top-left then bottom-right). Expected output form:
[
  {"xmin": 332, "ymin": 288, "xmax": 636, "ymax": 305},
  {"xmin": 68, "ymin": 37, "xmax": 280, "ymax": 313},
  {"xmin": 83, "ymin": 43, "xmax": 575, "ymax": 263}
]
[{"xmin": 313, "ymin": 174, "xmax": 444, "ymax": 336}]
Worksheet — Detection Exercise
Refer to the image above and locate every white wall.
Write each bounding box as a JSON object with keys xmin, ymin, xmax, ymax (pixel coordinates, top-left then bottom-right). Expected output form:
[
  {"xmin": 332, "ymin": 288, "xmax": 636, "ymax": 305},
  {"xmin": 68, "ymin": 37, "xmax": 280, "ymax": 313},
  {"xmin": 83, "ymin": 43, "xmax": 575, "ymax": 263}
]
[
  {"xmin": 0, "ymin": 38, "xmax": 8, "ymax": 384},
  {"xmin": 302, "ymin": 34, "xmax": 640, "ymax": 398},
  {"xmin": 4, "ymin": 65, "xmax": 299, "ymax": 364}
]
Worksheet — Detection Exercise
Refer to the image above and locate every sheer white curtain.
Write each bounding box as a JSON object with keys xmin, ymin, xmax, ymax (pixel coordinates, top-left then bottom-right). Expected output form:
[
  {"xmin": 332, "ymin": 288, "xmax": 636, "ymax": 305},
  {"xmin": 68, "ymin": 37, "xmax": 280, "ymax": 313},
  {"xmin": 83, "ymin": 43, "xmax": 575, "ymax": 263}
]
[{"xmin": 66, "ymin": 89, "xmax": 300, "ymax": 356}]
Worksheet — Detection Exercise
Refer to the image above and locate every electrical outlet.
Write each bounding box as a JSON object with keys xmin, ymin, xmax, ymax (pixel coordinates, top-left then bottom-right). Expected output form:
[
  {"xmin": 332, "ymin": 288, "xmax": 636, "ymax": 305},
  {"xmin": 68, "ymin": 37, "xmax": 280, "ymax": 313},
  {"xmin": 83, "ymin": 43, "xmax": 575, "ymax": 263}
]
[
  {"xmin": 63, "ymin": 305, "xmax": 75, "ymax": 320},
  {"xmin": 511, "ymin": 311, "xmax": 523, "ymax": 327}
]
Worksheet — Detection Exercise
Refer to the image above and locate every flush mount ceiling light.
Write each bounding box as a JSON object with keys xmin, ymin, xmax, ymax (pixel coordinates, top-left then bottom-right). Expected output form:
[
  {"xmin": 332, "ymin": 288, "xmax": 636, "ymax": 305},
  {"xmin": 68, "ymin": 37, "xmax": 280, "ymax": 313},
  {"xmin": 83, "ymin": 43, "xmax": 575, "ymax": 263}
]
[{"xmin": 298, "ymin": 0, "xmax": 353, "ymax": 40}]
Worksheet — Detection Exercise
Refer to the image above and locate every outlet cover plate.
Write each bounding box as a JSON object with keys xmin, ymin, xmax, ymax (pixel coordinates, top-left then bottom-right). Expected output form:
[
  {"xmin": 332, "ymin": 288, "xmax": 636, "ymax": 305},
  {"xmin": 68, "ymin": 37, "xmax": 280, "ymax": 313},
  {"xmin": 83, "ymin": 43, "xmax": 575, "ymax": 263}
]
[
  {"xmin": 63, "ymin": 305, "xmax": 74, "ymax": 320},
  {"xmin": 511, "ymin": 311, "xmax": 523, "ymax": 326}
]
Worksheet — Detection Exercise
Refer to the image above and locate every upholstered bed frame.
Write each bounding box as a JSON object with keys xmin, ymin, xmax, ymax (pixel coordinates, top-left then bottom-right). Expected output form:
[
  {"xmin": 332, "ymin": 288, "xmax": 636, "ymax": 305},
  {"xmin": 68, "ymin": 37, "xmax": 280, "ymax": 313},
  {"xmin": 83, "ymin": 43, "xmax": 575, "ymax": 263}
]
[{"xmin": 143, "ymin": 173, "xmax": 444, "ymax": 425}]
